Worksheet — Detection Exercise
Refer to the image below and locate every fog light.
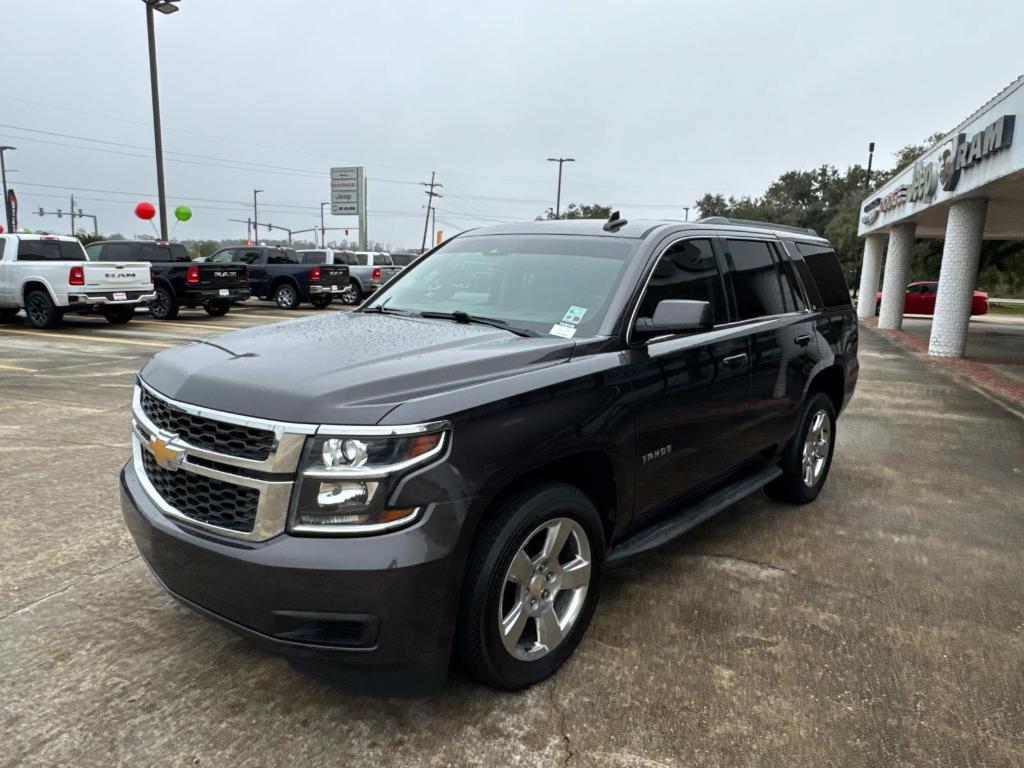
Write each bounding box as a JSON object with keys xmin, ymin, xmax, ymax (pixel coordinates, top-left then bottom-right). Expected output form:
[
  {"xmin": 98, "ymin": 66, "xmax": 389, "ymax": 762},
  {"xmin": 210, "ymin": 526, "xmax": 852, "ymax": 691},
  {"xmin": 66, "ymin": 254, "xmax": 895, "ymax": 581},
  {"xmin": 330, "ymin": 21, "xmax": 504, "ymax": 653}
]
[{"xmin": 321, "ymin": 438, "xmax": 368, "ymax": 468}]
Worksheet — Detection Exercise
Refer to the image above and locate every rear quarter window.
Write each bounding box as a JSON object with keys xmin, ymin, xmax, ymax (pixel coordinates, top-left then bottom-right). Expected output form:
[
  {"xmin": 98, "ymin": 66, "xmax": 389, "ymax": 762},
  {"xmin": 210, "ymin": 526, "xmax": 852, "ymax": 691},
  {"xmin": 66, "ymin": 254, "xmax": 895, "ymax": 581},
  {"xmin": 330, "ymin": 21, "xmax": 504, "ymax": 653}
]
[
  {"xmin": 16, "ymin": 239, "xmax": 86, "ymax": 261},
  {"xmin": 796, "ymin": 243, "xmax": 851, "ymax": 308}
]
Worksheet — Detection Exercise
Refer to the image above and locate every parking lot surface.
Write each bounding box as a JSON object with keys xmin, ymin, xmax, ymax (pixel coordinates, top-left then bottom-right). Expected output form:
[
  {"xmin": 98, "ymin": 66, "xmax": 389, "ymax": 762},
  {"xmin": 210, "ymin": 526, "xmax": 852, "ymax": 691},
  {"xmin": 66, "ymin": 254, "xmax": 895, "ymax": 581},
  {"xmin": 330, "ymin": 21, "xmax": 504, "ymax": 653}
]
[{"xmin": 2, "ymin": 313, "xmax": 1022, "ymax": 767}]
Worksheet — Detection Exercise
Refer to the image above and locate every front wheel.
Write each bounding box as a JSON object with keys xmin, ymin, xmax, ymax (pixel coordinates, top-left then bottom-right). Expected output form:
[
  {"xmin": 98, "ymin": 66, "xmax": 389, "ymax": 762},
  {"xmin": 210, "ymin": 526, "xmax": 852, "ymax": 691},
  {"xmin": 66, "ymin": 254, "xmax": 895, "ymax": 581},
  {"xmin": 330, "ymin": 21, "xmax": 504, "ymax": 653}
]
[
  {"xmin": 274, "ymin": 283, "xmax": 299, "ymax": 310},
  {"xmin": 101, "ymin": 306, "xmax": 135, "ymax": 324},
  {"xmin": 457, "ymin": 483, "xmax": 604, "ymax": 690},
  {"xmin": 765, "ymin": 392, "xmax": 837, "ymax": 504},
  {"xmin": 309, "ymin": 295, "xmax": 332, "ymax": 309},
  {"xmin": 25, "ymin": 290, "xmax": 61, "ymax": 329},
  {"xmin": 150, "ymin": 286, "xmax": 179, "ymax": 320},
  {"xmin": 204, "ymin": 301, "xmax": 231, "ymax": 317}
]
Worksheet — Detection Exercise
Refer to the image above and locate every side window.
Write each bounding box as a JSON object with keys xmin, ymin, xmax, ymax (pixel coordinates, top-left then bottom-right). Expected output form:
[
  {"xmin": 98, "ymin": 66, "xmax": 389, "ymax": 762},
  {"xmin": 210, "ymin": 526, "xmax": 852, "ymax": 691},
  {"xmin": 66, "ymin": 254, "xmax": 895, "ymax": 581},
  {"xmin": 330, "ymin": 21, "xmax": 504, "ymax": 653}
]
[
  {"xmin": 921, "ymin": 283, "xmax": 937, "ymax": 295},
  {"xmin": 85, "ymin": 243, "xmax": 102, "ymax": 260},
  {"xmin": 16, "ymin": 239, "xmax": 62, "ymax": 261},
  {"xmin": 377, "ymin": 254, "xmax": 393, "ymax": 266},
  {"xmin": 355, "ymin": 253, "xmax": 368, "ymax": 266},
  {"xmin": 0, "ymin": 239, "xmax": 5, "ymax": 259},
  {"xmin": 726, "ymin": 239, "xmax": 788, "ymax": 320},
  {"xmin": 772, "ymin": 244, "xmax": 806, "ymax": 311},
  {"xmin": 796, "ymin": 243, "xmax": 851, "ymax": 308},
  {"xmin": 638, "ymin": 239, "xmax": 727, "ymax": 325},
  {"xmin": 210, "ymin": 250, "xmax": 238, "ymax": 263}
]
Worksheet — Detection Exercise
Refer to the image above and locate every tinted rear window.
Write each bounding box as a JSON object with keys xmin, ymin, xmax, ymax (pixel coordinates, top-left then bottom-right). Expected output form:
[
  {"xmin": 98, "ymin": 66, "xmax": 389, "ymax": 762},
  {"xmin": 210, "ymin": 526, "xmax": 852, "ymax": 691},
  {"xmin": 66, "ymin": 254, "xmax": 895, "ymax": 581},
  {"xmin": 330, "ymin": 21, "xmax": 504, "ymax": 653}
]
[
  {"xmin": 267, "ymin": 248, "xmax": 299, "ymax": 264},
  {"xmin": 299, "ymin": 252, "xmax": 326, "ymax": 264},
  {"xmin": 797, "ymin": 243, "xmax": 851, "ymax": 308},
  {"xmin": 16, "ymin": 239, "xmax": 86, "ymax": 261}
]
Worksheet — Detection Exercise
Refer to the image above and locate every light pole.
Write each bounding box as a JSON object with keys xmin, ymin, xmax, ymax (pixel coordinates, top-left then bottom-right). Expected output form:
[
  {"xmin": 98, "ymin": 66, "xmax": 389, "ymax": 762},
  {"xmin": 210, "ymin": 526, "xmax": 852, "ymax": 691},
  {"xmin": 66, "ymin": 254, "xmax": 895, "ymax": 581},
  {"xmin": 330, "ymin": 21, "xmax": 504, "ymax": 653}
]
[
  {"xmin": 142, "ymin": 0, "xmax": 178, "ymax": 241},
  {"xmin": 253, "ymin": 189, "xmax": 263, "ymax": 244},
  {"xmin": 547, "ymin": 157, "xmax": 575, "ymax": 218},
  {"xmin": 865, "ymin": 142, "xmax": 875, "ymax": 189},
  {"xmin": 320, "ymin": 202, "xmax": 329, "ymax": 247},
  {"xmin": 0, "ymin": 146, "xmax": 13, "ymax": 231},
  {"xmin": 682, "ymin": 206, "xmax": 690, "ymax": 222}
]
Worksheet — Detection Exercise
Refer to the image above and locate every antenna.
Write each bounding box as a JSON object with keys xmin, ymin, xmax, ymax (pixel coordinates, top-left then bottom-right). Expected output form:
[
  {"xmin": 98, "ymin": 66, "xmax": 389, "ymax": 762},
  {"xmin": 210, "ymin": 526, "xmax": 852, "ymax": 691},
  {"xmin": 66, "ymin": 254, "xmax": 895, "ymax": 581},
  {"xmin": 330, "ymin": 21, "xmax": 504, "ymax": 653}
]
[{"xmin": 603, "ymin": 210, "xmax": 627, "ymax": 232}]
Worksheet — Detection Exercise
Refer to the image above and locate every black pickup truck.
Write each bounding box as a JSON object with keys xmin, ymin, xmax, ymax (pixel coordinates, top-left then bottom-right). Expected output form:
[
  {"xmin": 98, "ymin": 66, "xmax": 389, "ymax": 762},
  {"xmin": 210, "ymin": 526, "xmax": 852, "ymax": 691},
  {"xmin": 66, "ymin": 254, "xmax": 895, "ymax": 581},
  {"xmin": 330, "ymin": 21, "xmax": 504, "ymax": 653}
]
[
  {"xmin": 121, "ymin": 215, "xmax": 858, "ymax": 695},
  {"xmin": 85, "ymin": 240, "xmax": 250, "ymax": 319},
  {"xmin": 207, "ymin": 245, "xmax": 349, "ymax": 309}
]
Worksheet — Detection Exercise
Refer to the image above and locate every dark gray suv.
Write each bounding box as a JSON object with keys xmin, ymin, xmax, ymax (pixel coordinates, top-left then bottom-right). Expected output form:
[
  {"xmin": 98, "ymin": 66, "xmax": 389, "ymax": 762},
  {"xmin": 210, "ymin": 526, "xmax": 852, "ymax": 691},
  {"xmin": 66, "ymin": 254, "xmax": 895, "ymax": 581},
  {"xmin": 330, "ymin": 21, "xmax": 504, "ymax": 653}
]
[{"xmin": 120, "ymin": 215, "xmax": 858, "ymax": 694}]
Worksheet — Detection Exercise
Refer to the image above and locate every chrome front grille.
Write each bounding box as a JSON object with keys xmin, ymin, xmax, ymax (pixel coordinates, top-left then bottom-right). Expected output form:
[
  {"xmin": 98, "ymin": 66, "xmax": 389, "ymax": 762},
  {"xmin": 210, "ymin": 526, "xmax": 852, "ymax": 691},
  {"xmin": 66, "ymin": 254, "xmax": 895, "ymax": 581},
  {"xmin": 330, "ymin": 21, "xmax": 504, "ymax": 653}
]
[
  {"xmin": 131, "ymin": 381, "xmax": 313, "ymax": 542},
  {"xmin": 139, "ymin": 386, "xmax": 276, "ymax": 461},
  {"xmin": 140, "ymin": 450, "xmax": 259, "ymax": 533}
]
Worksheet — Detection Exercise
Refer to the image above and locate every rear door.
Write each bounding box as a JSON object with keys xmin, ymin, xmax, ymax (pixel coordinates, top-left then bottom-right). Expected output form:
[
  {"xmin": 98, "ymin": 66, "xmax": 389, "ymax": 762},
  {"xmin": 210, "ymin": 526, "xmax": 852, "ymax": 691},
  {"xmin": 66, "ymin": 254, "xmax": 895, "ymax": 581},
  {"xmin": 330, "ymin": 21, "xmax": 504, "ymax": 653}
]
[
  {"xmin": 722, "ymin": 237, "xmax": 818, "ymax": 453},
  {"xmin": 631, "ymin": 236, "xmax": 753, "ymax": 520}
]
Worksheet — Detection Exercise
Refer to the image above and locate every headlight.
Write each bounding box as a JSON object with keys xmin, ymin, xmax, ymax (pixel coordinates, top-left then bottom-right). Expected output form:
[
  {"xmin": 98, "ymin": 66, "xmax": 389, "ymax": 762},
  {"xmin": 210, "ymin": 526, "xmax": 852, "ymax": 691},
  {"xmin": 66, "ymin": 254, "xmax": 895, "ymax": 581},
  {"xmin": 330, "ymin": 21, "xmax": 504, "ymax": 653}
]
[{"xmin": 289, "ymin": 426, "xmax": 449, "ymax": 535}]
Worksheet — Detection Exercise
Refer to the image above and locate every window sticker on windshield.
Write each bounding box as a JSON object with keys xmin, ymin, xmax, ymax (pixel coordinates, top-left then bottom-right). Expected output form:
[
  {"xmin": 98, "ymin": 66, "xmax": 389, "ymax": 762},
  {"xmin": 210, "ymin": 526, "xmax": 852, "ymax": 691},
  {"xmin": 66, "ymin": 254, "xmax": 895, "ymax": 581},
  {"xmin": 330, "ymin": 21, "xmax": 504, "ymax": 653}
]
[
  {"xmin": 549, "ymin": 323, "xmax": 577, "ymax": 339},
  {"xmin": 562, "ymin": 306, "xmax": 588, "ymax": 325}
]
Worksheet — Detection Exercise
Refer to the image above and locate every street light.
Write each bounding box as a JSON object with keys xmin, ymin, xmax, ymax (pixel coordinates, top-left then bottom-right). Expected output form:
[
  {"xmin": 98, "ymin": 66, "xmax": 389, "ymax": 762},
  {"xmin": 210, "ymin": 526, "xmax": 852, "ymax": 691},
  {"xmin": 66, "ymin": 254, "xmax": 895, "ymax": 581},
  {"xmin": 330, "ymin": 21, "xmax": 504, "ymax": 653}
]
[
  {"xmin": 253, "ymin": 190, "xmax": 263, "ymax": 244},
  {"xmin": 0, "ymin": 146, "xmax": 14, "ymax": 231},
  {"xmin": 320, "ymin": 202, "xmax": 329, "ymax": 247},
  {"xmin": 142, "ymin": 0, "xmax": 179, "ymax": 241},
  {"xmin": 547, "ymin": 157, "xmax": 575, "ymax": 218}
]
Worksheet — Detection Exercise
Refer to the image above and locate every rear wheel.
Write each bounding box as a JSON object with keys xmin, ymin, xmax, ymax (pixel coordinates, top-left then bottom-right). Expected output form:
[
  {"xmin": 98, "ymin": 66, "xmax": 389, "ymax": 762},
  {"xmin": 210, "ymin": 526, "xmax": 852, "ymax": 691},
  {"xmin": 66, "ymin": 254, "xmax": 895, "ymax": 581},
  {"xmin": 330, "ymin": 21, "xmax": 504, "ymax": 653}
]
[
  {"xmin": 150, "ymin": 286, "xmax": 179, "ymax": 320},
  {"xmin": 340, "ymin": 279, "xmax": 361, "ymax": 306},
  {"xmin": 310, "ymin": 295, "xmax": 332, "ymax": 309},
  {"xmin": 457, "ymin": 482, "xmax": 604, "ymax": 690},
  {"xmin": 101, "ymin": 306, "xmax": 135, "ymax": 324},
  {"xmin": 765, "ymin": 392, "xmax": 837, "ymax": 504},
  {"xmin": 25, "ymin": 290, "xmax": 61, "ymax": 329},
  {"xmin": 204, "ymin": 301, "xmax": 231, "ymax": 317},
  {"xmin": 274, "ymin": 283, "xmax": 299, "ymax": 310}
]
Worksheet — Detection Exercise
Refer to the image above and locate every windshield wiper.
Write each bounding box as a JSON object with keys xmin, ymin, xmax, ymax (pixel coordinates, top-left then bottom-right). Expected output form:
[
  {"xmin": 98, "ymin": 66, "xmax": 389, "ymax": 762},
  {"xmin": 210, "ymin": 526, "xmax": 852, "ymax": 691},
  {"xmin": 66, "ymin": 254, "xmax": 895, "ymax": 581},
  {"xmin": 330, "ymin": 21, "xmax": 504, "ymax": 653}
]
[
  {"xmin": 362, "ymin": 296, "xmax": 409, "ymax": 315},
  {"xmin": 417, "ymin": 310, "xmax": 539, "ymax": 337}
]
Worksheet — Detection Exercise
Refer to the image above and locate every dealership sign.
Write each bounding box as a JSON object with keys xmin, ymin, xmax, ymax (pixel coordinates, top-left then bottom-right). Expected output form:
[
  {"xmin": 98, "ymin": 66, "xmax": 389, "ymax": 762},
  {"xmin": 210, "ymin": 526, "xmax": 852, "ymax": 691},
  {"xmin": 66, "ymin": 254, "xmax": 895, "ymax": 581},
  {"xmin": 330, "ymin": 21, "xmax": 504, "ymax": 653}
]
[
  {"xmin": 330, "ymin": 166, "xmax": 364, "ymax": 215},
  {"xmin": 862, "ymin": 114, "xmax": 1015, "ymax": 224},
  {"xmin": 939, "ymin": 114, "xmax": 1015, "ymax": 191}
]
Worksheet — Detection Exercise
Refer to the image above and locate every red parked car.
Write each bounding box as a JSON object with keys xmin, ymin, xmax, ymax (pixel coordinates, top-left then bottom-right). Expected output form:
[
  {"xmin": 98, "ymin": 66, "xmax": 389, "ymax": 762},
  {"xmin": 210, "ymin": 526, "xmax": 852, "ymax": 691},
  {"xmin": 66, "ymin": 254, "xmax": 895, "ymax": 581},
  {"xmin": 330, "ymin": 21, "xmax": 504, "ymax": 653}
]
[{"xmin": 876, "ymin": 281, "xmax": 988, "ymax": 316}]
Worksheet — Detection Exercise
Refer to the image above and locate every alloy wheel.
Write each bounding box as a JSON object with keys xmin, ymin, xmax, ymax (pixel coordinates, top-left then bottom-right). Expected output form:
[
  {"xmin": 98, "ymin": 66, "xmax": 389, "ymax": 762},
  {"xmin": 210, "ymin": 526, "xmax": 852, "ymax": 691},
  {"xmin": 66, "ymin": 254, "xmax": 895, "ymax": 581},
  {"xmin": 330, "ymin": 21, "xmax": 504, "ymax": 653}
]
[
  {"xmin": 276, "ymin": 285, "xmax": 297, "ymax": 309},
  {"xmin": 498, "ymin": 517, "xmax": 592, "ymax": 662},
  {"xmin": 801, "ymin": 409, "xmax": 832, "ymax": 486}
]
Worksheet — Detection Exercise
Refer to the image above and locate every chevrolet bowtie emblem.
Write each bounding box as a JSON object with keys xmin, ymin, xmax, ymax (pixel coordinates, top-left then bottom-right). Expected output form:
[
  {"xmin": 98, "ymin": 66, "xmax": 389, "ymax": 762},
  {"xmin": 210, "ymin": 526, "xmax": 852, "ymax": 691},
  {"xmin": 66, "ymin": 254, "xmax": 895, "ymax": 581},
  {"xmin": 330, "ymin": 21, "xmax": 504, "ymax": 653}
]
[{"xmin": 148, "ymin": 436, "xmax": 183, "ymax": 470}]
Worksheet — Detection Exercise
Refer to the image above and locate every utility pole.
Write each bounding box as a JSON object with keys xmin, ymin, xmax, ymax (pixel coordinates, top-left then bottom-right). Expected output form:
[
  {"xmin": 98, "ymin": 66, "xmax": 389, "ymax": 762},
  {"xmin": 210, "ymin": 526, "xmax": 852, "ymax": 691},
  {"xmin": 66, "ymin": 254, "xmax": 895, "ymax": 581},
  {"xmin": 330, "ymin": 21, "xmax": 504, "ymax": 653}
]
[
  {"xmin": 865, "ymin": 142, "xmax": 875, "ymax": 189},
  {"xmin": 0, "ymin": 146, "xmax": 14, "ymax": 231},
  {"xmin": 430, "ymin": 206, "xmax": 437, "ymax": 247},
  {"xmin": 69, "ymin": 194, "xmax": 76, "ymax": 236},
  {"xmin": 320, "ymin": 202, "xmax": 329, "ymax": 248},
  {"xmin": 253, "ymin": 189, "xmax": 263, "ymax": 244},
  {"xmin": 682, "ymin": 206, "xmax": 690, "ymax": 222},
  {"xmin": 420, "ymin": 172, "xmax": 442, "ymax": 253},
  {"xmin": 144, "ymin": 0, "xmax": 179, "ymax": 241},
  {"xmin": 546, "ymin": 157, "xmax": 575, "ymax": 218}
]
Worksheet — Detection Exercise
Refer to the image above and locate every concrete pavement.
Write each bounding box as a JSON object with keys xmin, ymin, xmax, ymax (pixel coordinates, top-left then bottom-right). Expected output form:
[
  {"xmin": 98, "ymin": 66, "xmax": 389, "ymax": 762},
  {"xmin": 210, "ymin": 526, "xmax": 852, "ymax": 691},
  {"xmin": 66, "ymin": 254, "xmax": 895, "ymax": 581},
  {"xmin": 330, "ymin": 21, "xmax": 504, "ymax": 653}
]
[{"xmin": 1, "ymin": 317, "xmax": 1022, "ymax": 767}]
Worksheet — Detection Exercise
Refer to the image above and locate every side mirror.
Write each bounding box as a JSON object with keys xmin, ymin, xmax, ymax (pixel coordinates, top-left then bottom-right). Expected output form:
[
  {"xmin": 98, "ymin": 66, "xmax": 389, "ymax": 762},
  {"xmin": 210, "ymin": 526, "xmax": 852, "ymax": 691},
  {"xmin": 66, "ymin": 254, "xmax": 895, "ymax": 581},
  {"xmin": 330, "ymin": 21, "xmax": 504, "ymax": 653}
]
[{"xmin": 635, "ymin": 299, "xmax": 713, "ymax": 337}]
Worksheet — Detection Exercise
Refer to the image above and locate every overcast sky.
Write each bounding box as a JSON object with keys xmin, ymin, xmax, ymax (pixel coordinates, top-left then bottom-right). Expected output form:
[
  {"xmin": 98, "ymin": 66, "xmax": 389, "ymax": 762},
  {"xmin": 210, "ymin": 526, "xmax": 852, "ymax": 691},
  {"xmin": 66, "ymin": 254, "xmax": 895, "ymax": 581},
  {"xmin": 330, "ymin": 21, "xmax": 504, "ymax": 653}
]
[{"xmin": 4, "ymin": 0, "xmax": 1023, "ymax": 248}]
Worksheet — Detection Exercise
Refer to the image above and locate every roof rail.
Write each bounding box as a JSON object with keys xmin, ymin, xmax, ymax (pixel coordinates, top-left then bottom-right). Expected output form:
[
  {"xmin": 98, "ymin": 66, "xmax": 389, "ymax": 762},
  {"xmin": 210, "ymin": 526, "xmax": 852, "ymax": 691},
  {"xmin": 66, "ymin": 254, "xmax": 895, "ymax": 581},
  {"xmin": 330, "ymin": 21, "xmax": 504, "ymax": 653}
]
[{"xmin": 696, "ymin": 216, "xmax": 819, "ymax": 237}]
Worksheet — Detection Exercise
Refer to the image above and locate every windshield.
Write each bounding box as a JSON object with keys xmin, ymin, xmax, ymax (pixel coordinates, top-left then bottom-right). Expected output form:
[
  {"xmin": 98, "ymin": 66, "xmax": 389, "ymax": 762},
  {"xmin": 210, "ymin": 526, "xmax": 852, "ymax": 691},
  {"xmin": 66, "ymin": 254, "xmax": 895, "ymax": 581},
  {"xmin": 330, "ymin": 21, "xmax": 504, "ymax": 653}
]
[{"xmin": 363, "ymin": 234, "xmax": 637, "ymax": 337}]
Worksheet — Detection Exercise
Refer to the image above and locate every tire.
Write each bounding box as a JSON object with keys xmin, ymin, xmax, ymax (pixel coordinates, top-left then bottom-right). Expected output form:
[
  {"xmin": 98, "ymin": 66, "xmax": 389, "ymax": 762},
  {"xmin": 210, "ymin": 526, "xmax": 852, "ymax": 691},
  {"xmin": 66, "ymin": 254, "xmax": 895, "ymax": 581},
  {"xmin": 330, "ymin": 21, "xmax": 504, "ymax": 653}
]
[
  {"xmin": 456, "ymin": 482, "xmax": 605, "ymax": 690},
  {"xmin": 25, "ymin": 290, "xmax": 61, "ymax": 329},
  {"xmin": 274, "ymin": 283, "xmax": 299, "ymax": 310},
  {"xmin": 150, "ymin": 286, "xmax": 179, "ymax": 320},
  {"xmin": 204, "ymin": 301, "xmax": 231, "ymax": 317},
  {"xmin": 340, "ymin": 279, "xmax": 361, "ymax": 306},
  {"xmin": 765, "ymin": 392, "xmax": 837, "ymax": 504},
  {"xmin": 309, "ymin": 295, "xmax": 333, "ymax": 309},
  {"xmin": 0, "ymin": 308, "xmax": 18, "ymax": 323},
  {"xmin": 101, "ymin": 306, "xmax": 135, "ymax": 324}
]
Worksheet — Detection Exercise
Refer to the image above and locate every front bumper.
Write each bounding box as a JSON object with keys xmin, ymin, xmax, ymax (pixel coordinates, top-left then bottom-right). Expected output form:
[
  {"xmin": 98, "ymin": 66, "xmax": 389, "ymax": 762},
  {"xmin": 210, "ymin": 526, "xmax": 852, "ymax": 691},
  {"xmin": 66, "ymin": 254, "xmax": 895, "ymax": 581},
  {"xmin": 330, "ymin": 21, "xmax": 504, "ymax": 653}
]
[
  {"xmin": 69, "ymin": 291, "xmax": 156, "ymax": 306},
  {"xmin": 120, "ymin": 461, "xmax": 466, "ymax": 695}
]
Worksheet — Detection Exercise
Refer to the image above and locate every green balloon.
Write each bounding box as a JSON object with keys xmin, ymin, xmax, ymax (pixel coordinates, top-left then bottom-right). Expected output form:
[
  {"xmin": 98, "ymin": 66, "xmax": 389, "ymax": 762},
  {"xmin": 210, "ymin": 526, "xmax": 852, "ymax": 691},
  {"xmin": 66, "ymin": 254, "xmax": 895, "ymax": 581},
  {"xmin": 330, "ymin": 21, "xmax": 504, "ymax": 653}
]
[{"xmin": 174, "ymin": 205, "xmax": 193, "ymax": 222}]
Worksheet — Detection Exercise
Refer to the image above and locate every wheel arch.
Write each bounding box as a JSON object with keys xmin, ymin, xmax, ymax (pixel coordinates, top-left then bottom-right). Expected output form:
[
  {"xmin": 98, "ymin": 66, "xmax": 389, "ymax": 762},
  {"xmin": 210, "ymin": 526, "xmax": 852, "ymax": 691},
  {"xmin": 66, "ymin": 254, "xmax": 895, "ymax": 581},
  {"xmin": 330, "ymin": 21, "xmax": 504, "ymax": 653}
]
[
  {"xmin": 807, "ymin": 364, "xmax": 845, "ymax": 415},
  {"xmin": 22, "ymin": 279, "xmax": 58, "ymax": 305}
]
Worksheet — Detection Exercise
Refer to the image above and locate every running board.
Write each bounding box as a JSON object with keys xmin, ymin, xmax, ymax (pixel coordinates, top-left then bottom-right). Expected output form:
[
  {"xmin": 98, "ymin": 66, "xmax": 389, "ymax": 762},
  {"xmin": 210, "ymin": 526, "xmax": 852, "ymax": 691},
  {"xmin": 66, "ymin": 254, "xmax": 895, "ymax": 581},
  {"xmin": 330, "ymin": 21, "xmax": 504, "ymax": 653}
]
[{"xmin": 607, "ymin": 465, "xmax": 782, "ymax": 563}]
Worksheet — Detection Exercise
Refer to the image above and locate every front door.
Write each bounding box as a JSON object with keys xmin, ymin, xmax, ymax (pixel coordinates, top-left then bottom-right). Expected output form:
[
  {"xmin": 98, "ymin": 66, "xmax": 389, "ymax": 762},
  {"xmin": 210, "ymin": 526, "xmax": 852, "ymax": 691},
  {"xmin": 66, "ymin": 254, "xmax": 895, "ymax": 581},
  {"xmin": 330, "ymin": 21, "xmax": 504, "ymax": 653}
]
[{"xmin": 631, "ymin": 236, "xmax": 752, "ymax": 521}]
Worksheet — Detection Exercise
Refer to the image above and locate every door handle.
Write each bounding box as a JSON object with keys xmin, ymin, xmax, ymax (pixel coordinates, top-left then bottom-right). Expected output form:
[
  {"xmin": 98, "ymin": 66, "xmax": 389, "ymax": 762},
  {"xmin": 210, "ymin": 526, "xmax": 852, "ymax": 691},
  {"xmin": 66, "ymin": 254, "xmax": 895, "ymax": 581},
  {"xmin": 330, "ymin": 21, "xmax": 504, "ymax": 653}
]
[
  {"xmin": 721, "ymin": 353, "xmax": 748, "ymax": 369},
  {"xmin": 794, "ymin": 334, "xmax": 812, "ymax": 347}
]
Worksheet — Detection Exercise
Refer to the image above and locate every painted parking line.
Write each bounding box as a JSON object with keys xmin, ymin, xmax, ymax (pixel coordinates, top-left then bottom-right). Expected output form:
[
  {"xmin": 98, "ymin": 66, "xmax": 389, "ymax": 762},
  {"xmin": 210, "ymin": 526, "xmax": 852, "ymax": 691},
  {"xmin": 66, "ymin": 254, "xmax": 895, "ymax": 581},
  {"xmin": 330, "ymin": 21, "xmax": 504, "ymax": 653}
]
[
  {"xmin": 127, "ymin": 319, "xmax": 247, "ymax": 333},
  {"xmin": 0, "ymin": 363, "xmax": 38, "ymax": 372},
  {"xmin": 0, "ymin": 328, "xmax": 175, "ymax": 348}
]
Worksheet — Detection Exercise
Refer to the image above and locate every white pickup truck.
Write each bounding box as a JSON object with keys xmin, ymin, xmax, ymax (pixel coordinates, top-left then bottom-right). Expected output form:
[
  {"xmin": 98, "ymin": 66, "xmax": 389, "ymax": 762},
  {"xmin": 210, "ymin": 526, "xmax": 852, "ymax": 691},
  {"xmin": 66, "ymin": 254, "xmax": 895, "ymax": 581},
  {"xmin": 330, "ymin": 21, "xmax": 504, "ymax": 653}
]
[{"xmin": 0, "ymin": 233, "xmax": 155, "ymax": 328}]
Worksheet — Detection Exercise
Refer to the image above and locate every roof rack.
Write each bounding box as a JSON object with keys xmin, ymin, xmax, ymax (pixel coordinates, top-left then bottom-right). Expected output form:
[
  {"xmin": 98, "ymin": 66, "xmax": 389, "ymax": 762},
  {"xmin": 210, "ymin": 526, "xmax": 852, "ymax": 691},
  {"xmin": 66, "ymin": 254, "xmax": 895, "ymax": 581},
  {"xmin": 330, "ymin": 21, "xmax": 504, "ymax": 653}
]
[{"xmin": 696, "ymin": 216, "xmax": 818, "ymax": 237}]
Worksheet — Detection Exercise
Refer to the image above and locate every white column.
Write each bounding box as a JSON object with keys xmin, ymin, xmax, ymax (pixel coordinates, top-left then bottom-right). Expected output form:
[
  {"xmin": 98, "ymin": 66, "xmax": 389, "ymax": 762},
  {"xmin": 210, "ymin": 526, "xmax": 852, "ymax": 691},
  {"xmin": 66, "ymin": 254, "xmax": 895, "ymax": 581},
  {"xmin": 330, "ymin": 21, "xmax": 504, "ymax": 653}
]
[
  {"xmin": 856, "ymin": 234, "xmax": 887, "ymax": 318},
  {"xmin": 928, "ymin": 198, "xmax": 988, "ymax": 357},
  {"xmin": 878, "ymin": 223, "xmax": 916, "ymax": 330}
]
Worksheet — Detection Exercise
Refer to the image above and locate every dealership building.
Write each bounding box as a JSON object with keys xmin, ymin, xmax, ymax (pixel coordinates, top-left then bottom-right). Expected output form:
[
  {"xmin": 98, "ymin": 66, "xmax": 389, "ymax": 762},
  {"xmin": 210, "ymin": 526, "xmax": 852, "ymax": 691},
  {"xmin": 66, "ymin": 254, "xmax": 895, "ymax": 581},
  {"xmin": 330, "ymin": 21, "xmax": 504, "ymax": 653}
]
[{"xmin": 857, "ymin": 74, "xmax": 1024, "ymax": 357}]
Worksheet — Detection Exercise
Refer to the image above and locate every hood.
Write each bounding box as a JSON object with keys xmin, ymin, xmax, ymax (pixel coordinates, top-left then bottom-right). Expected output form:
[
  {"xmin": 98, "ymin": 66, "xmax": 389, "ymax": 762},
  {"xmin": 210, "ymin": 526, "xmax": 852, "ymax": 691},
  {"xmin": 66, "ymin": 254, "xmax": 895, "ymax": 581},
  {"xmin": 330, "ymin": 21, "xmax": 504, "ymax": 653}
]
[{"xmin": 140, "ymin": 312, "xmax": 575, "ymax": 425}]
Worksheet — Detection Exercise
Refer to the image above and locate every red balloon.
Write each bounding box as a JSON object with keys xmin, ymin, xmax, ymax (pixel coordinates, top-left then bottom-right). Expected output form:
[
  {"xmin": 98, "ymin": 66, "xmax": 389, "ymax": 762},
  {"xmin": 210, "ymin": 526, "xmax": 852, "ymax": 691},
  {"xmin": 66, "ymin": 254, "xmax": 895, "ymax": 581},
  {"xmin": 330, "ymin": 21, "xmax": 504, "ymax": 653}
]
[
  {"xmin": 135, "ymin": 201, "xmax": 156, "ymax": 220},
  {"xmin": 0, "ymin": 225, "xmax": 4, "ymax": 233}
]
